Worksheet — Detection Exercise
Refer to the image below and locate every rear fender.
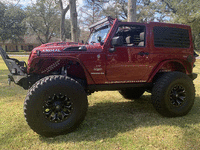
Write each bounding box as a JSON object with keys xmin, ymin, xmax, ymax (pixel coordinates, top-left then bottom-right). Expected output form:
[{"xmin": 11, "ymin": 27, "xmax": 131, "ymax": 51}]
[{"xmin": 147, "ymin": 60, "xmax": 188, "ymax": 83}]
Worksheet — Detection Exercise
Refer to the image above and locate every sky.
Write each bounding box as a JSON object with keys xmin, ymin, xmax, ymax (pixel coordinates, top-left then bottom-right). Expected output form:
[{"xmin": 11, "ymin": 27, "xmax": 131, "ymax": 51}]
[
  {"xmin": 2, "ymin": 0, "xmax": 84, "ymax": 17},
  {"xmin": 2, "ymin": 0, "xmax": 84, "ymax": 6},
  {"xmin": 1, "ymin": 0, "xmax": 36, "ymax": 6}
]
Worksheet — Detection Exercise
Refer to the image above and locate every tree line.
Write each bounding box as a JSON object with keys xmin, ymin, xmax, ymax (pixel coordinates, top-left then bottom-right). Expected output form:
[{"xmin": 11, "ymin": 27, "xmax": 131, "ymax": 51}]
[
  {"xmin": 0, "ymin": 0, "xmax": 74, "ymax": 45},
  {"xmin": 0, "ymin": 0, "xmax": 199, "ymax": 50}
]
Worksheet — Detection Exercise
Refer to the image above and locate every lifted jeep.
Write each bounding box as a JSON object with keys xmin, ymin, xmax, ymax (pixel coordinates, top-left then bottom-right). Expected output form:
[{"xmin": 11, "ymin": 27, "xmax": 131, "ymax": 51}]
[{"xmin": 0, "ymin": 16, "xmax": 198, "ymax": 137}]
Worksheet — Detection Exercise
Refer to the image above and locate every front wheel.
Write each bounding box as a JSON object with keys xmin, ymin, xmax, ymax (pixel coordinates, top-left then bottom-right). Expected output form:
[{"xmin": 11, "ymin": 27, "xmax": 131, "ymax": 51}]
[
  {"xmin": 24, "ymin": 75, "xmax": 88, "ymax": 137},
  {"xmin": 152, "ymin": 72, "xmax": 195, "ymax": 117}
]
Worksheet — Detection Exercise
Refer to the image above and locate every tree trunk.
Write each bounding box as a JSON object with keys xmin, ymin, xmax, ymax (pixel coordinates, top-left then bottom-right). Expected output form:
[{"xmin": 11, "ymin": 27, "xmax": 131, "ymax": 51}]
[
  {"xmin": 60, "ymin": 11, "xmax": 66, "ymax": 41},
  {"xmin": 58, "ymin": 0, "xmax": 69, "ymax": 42},
  {"xmin": 60, "ymin": 5, "xmax": 70, "ymax": 42},
  {"xmin": 69, "ymin": 0, "xmax": 78, "ymax": 42},
  {"xmin": 128, "ymin": 0, "xmax": 136, "ymax": 22}
]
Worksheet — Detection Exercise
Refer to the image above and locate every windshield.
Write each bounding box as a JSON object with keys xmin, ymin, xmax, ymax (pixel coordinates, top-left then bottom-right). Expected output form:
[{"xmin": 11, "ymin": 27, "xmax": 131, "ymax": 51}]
[{"xmin": 88, "ymin": 25, "xmax": 111, "ymax": 44}]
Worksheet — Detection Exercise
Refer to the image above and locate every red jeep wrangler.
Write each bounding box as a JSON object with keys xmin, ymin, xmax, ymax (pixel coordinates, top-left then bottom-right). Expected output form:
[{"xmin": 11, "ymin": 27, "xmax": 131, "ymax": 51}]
[{"xmin": 0, "ymin": 17, "xmax": 198, "ymax": 137}]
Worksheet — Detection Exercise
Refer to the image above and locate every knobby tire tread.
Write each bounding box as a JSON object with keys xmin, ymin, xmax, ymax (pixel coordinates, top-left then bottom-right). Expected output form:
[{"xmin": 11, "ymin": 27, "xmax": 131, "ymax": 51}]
[
  {"xmin": 24, "ymin": 75, "xmax": 88, "ymax": 137},
  {"xmin": 151, "ymin": 71, "xmax": 195, "ymax": 117}
]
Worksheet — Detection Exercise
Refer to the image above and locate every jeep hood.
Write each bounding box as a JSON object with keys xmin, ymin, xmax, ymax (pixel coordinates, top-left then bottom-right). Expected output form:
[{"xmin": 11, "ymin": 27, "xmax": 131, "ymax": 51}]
[{"xmin": 32, "ymin": 41, "xmax": 102, "ymax": 53}]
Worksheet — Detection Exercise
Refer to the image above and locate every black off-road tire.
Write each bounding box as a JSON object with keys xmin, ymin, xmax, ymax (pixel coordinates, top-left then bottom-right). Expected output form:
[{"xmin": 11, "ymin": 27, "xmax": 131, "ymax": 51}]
[
  {"xmin": 152, "ymin": 72, "xmax": 195, "ymax": 117},
  {"xmin": 119, "ymin": 88, "xmax": 145, "ymax": 99},
  {"xmin": 24, "ymin": 75, "xmax": 88, "ymax": 137}
]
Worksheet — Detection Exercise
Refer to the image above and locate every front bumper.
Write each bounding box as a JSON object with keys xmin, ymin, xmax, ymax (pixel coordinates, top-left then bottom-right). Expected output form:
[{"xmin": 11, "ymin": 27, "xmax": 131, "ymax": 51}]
[{"xmin": 0, "ymin": 46, "xmax": 29, "ymax": 89}]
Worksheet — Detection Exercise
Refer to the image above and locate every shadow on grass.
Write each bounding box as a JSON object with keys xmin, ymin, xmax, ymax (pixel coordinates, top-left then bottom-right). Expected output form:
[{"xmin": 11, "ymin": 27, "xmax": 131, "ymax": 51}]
[{"xmin": 39, "ymin": 95, "xmax": 200, "ymax": 144}]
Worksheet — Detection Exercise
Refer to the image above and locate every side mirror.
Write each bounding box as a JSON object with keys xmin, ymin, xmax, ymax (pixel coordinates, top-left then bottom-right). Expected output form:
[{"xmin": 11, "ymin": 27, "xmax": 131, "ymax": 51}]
[{"xmin": 112, "ymin": 36, "xmax": 123, "ymax": 47}]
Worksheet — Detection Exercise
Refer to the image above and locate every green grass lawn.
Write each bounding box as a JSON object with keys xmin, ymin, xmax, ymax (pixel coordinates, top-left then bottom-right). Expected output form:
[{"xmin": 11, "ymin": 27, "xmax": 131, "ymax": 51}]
[{"xmin": 0, "ymin": 56, "xmax": 200, "ymax": 150}]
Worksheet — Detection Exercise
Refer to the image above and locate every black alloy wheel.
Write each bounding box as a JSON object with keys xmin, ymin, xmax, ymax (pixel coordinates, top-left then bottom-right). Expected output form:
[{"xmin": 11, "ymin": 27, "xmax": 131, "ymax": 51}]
[
  {"xmin": 169, "ymin": 85, "xmax": 186, "ymax": 107},
  {"xmin": 43, "ymin": 94, "xmax": 73, "ymax": 123}
]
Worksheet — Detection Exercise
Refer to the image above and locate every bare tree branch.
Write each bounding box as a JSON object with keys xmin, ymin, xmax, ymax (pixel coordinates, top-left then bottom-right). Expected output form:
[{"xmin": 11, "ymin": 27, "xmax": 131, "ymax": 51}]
[{"xmin": 161, "ymin": 0, "xmax": 177, "ymax": 13}]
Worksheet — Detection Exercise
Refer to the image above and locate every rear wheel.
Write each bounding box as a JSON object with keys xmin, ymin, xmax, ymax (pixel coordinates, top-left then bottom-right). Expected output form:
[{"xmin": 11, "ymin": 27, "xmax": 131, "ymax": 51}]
[
  {"xmin": 24, "ymin": 75, "xmax": 88, "ymax": 137},
  {"xmin": 152, "ymin": 72, "xmax": 195, "ymax": 117},
  {"xmin": 119, "ymin": 88, "xmax": 145, "ymax": 100}
]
